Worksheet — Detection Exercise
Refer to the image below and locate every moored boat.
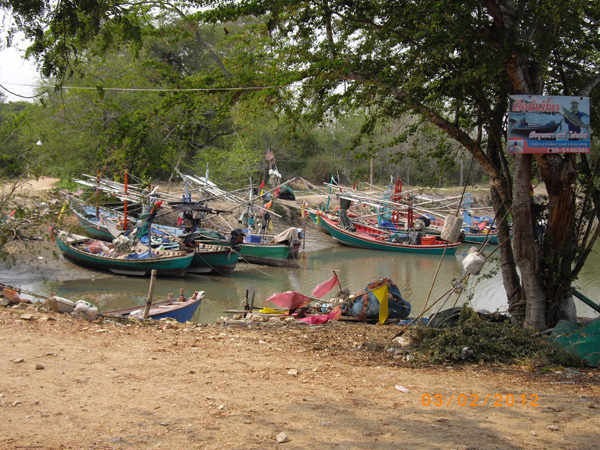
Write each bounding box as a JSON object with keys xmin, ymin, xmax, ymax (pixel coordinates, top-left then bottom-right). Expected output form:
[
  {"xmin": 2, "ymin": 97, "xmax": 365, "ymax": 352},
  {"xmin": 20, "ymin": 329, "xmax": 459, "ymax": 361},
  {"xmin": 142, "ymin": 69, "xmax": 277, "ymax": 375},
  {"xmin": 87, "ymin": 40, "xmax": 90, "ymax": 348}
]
[
  {"xmin": 189, "ymin": 245, "xmax": 239, "ymax": 275},
  {"xmin": 53, "ymin": 230, "xmax": 194, "ymax": 277},
  {"xmin": 308, "ymin": 209, "xmax": 332, "ymax": 235},
  {"xmin": 102, "ymin": 292, "xmax": 204, "ymax": 323},
  {"xmin": 319, "ymin": 215, "xmax": 460, "ymax": 255},
  {"xmin": 71, "ymin": 204, "xmax": 123, "ymax": 241}
]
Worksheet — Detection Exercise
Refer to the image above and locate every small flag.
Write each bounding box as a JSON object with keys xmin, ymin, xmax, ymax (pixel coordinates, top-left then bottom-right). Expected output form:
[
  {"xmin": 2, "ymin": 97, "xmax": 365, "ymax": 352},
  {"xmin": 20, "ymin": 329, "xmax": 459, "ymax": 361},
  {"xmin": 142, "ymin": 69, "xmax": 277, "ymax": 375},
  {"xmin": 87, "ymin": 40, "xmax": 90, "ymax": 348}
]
[
  {"xmin": 371, "ymin": 284, "xmax": 389, "ymax": 324},
  {"xmin": 258, "ymin": 180, "xmax": 265, "ymax": 189},
  {"xmin": 312, "ymin": 273, "xmax": 340, "ymax": 298},
  {"xmin": 265, "ymin": 291, "xmax": 310, "ymax": 310}
]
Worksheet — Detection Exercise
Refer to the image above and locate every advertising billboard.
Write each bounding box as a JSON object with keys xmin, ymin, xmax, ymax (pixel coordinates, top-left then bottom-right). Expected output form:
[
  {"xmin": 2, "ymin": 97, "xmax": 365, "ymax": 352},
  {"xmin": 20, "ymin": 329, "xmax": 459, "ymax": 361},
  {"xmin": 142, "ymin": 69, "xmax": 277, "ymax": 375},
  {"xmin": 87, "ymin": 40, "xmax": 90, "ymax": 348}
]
[{"xmin": 507, "ymin": 95, "xmax": 590, "ymax": 154}]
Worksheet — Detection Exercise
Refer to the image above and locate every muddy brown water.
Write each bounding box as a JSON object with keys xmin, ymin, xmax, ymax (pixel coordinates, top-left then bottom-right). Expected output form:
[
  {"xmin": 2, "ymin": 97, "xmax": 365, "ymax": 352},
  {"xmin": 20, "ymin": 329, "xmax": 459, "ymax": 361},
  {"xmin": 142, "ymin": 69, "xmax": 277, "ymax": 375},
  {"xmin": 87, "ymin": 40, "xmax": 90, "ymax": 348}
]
[{"xmin": 2, "ymin": 234, "xmax": 599, "ymax": 323}]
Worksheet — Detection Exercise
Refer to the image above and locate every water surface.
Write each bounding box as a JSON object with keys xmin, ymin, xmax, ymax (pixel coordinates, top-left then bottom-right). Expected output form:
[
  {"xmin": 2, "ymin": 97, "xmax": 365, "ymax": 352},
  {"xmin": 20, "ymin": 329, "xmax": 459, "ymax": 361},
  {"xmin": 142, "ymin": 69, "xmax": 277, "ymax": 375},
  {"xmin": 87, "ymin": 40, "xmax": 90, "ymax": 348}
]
[{"xmin": 4, "ymin": 236, "xmax": 599, "ymax": 323}]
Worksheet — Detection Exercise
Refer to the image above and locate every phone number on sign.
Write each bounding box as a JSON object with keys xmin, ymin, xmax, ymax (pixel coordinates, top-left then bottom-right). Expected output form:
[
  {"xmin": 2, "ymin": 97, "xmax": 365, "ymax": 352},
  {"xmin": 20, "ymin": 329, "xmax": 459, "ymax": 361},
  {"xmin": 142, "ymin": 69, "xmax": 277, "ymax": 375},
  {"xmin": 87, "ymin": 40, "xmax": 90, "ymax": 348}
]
[{"xmin": 422, "ymin": 394, "xmax": 539, "ymax": 407}]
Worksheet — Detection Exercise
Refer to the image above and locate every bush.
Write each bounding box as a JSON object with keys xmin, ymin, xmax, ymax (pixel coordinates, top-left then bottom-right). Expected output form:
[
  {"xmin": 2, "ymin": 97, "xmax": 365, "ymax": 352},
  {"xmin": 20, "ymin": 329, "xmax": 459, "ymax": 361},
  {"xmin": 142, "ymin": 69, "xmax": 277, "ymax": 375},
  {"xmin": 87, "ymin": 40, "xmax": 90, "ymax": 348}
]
[{"xmin": 408, "ymin": 306, "xmax": 583, "ymax": 366}]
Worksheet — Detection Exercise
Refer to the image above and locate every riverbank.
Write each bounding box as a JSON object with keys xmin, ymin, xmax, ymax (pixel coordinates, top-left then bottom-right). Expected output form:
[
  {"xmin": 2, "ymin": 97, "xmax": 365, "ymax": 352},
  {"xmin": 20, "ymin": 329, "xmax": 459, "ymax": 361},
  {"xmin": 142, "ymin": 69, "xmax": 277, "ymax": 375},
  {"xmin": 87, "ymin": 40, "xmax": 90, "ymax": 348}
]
[
  {"xmin": 1, "ymin": 305, "xmax": 599, "ymax": 450},
  {"xmin": 1, "ymin": 178, "xmax": 599, "ymax": 449}
]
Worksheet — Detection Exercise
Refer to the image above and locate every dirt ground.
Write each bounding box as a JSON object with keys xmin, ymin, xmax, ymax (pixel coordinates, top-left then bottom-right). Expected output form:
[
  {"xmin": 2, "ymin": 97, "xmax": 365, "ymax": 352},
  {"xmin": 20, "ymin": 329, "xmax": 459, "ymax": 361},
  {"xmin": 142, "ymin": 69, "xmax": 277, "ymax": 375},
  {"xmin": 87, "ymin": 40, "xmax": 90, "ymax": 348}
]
[
  {"xmin": 1, "ymin": 178, "xmax": 599, "ymax": 450},
  {"xmin": 1, "ymin": 307, "xmax": 599, "ymax": 450}
]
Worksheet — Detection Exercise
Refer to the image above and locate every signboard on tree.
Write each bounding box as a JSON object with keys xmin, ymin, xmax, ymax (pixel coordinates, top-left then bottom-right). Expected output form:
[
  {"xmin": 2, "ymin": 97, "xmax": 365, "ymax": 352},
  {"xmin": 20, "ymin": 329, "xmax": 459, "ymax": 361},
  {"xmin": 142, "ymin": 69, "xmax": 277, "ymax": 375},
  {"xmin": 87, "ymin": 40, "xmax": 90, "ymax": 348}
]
[{"xmin": 507, "ymin": 95, "xmax": 591, "ymax": 154}]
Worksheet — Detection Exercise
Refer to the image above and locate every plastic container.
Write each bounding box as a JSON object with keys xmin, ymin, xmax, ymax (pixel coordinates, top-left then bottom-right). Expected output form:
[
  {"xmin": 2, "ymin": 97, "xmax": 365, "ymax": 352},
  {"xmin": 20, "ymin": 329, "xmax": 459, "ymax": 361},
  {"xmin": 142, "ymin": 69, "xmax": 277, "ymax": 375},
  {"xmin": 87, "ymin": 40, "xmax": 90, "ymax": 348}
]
[
  {"xmin": 421, "ymin": 235, "xmax": 437, "ymax": 245},
  {"xmin": 246, "ymin": 234, "xmax": 262, "ymax": 243}
]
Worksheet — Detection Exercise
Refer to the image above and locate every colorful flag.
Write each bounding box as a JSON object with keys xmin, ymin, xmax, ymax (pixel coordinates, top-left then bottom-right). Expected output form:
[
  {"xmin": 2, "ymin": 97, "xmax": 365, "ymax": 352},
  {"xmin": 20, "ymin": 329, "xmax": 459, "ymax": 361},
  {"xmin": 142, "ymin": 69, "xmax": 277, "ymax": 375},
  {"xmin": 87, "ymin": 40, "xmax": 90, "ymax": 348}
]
[
  {"xmin": 265, "ymin": 291, "xmax": 310, "ymax": 310},
  {"xmin": 258, "ymin": 180, "xmax": 265, "ymax": 189},
  {"xmin": 371, "ymin": 284, "xmax": 389, "ymax": 324},
  {"xmin": 312, "ymin": 273, "xmax": 340, "ymax": 298}
]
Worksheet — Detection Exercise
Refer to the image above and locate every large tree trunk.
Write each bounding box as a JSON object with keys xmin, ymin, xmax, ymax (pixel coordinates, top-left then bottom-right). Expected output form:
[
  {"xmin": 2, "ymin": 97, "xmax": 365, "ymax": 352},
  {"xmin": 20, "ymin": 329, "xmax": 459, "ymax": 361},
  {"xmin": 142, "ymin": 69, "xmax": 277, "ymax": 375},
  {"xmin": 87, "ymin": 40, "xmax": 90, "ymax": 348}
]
[
  {"xmin": 511, "ymin": 154, "xmax": 547, "ymax": 330},
  {"xmin": 536, "ymin": 154, "xmax": 578, "ymax": 325}
]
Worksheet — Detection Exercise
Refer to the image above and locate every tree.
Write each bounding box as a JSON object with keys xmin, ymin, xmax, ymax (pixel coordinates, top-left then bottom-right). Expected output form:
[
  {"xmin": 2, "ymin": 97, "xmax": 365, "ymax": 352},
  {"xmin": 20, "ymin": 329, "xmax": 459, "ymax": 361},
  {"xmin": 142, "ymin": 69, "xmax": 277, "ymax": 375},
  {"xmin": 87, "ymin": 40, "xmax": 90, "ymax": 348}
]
[
  {"xmin": 3, "ymin": 0, "xmax": 600, "ymax": 329},
  {"xmin": 194, "ymin": 0, "xmax": 600, "ymax": 330}
]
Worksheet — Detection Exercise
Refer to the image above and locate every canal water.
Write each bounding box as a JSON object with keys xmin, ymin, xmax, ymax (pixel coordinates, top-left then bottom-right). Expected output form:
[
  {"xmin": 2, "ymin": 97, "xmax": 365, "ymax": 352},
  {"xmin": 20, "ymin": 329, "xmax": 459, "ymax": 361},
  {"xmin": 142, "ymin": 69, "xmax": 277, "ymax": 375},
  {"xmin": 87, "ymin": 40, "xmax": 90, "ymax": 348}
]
[{"xmin": 3, "ymin": 234, "xmax": 600, "ymax": 323}]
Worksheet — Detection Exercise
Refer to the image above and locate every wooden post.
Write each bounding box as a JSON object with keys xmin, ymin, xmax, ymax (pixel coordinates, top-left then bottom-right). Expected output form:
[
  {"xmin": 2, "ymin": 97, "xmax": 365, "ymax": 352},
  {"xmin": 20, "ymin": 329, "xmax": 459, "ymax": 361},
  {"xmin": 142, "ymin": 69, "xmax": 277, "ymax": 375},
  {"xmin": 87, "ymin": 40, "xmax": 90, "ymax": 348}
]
[
  {"xmin": 143, "ymin": 270, "xmax": 157, "ymax": 320},
  {"xmin": 303, "ymin": 218, "xmax": 306, "ymax": 249},
  {"xmin": 333, "ymin": 270, "xmax": 344, "ymax": 293},
  {"xmin": 249, "ymin": 291, "xmax": 255, "ymax": 312},
  {"xmin": 302, "ymin": 201, "xmax": 306, "ymax": 249},
  {"xmin": 123, "ymin": 170, "xmax": 128, "ymax": 231},
  {"xmin": 95, "ymin": 169, "xmax": 100, "ymax": 219}
]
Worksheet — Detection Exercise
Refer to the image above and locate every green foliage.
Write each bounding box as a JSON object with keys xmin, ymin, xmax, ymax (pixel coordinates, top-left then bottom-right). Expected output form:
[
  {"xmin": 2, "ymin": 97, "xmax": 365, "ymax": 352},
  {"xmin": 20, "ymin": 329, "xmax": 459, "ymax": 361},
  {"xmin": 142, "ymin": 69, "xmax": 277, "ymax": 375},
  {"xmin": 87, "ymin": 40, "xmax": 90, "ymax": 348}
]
[{"xmin": 408, "ymin": 306, "xmax": 583, "ymax": 367}]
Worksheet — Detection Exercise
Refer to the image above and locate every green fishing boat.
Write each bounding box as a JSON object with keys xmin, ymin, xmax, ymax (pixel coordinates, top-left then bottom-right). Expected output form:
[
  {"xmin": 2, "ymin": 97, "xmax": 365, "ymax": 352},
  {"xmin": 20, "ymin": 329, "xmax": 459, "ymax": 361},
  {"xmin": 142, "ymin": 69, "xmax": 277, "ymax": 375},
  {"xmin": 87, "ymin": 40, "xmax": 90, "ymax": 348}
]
[
  {"xmin": 54, "ymin": 230, "xmax": 194, "ymax": 277},
  {"xmin": 319, "ymin": 215, "xmax": 460, "ymax": 255}
]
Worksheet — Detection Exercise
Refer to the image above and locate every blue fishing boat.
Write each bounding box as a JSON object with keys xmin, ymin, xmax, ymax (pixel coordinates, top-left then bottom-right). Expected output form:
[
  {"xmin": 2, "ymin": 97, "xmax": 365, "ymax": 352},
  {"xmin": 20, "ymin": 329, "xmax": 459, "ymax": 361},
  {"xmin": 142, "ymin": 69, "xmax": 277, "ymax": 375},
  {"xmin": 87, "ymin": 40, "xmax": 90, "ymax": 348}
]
[{"xmin": 102, "ymin": 292, "xmax": 204, "ymax": 323}]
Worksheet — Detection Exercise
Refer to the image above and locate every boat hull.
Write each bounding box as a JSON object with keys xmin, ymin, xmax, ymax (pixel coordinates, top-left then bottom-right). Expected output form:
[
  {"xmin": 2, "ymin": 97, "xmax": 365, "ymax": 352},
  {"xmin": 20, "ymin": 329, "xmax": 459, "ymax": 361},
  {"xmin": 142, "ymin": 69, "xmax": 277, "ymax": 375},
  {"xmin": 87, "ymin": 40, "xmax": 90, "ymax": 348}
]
[
  {"xmin": 238, "ymin": 243, "xmax": 293, "ymax": 266},
  {"xmin": 308, "ymin": 210, "xmax": 331, "ymax": 235},
  {"xmin": 103, "ymin": 297, "xmax": 202, "ymax": 323},
  {"xmin": 189, "ymin": 247, "xmax": 239, "ymax": 275}
]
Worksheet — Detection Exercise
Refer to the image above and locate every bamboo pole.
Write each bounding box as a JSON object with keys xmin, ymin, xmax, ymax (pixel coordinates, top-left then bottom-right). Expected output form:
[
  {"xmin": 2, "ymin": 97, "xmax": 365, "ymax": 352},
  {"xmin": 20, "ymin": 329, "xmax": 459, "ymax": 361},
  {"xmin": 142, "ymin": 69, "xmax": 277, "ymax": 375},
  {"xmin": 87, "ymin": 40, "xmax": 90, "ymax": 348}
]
[{"xmin": 123, "ymin": 170, "xmax": 128, "ymax": 232}]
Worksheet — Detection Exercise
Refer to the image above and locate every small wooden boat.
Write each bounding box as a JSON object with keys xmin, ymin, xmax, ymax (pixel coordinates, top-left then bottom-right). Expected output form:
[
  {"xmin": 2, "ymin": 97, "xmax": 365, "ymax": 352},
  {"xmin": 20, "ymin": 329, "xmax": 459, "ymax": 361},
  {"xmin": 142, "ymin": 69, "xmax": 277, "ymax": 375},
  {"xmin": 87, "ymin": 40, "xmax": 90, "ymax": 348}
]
[
  {"xmin": 198, "ymin": 229, "xmax": 300, "ymax": 267},
  {"xmin": 54, "ymin": 230, "xmax": 194, "ymax": 277},
  {"xmin": 102, "ymin": 292, "xmax": 204, "ymax": 323},
  {"xmin": 319, "ymin": 215, "xmax": 460, "ymax": 255}
]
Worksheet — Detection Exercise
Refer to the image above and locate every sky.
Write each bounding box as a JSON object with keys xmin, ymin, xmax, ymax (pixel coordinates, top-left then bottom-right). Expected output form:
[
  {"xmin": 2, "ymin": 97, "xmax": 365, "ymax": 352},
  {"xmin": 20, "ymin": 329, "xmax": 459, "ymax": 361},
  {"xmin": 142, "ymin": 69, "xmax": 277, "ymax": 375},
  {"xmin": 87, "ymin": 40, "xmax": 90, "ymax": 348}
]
[{"xmin": 0, "ymin": 43, "xmax": 40, "ymax": 102}]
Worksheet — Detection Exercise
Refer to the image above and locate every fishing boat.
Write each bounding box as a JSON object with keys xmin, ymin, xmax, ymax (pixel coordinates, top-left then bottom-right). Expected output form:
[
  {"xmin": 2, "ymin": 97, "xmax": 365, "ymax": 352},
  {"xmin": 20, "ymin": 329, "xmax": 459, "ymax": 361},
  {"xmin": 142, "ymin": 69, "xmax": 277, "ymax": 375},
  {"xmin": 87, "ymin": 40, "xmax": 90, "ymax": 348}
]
[
  {"xmin": 308, "ymin": 209, "xmax": 332, "ymax": 235},
  {"xmin": 71, "ymin": 204, "xmax": 185, "ymax": 241},
  {"xmin": 459, "ymin": 229, "xmax": 499, "ymax": 245},
  {"xmin": 102, "ymin": 292, "xmax": 204, "ymax": 323},
  {"xmin": 71, "ymin": 204, "xmax": 124, "ymax": 241},
  {"xmin": 236, "ymin": 241, "xmax": 294, "ymax": 266},
  {"xmin": 189, "ymin": 244, "xmax": 239, "ymax": 275},
  {"xmin": 53, "ymin": 230, "xmax": 194, "ymax": 277},
  {"xmin": 194, "ymin": 228, "xmax": 300, "ymax": 267},
  {"xmin": 422, "ymin": 227, "xmax": 499, "ymax": 245},
  {"xmin": 509, "ymin": 119, "xmax": 562, "ymax": 138},
  {"xmin": 319, "ymin": 215, "xmax": 460, "ymax": 255},
  {"xmin": 73, "ymin": 203, "xmax": 296, "ymax": 268}
]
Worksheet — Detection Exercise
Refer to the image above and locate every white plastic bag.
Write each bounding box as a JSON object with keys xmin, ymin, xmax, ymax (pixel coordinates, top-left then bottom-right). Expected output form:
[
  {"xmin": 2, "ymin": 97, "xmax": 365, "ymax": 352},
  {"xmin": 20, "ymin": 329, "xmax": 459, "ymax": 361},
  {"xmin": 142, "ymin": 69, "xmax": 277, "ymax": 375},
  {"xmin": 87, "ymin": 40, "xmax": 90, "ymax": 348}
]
[{"xmin": 73, "ymin": 300, "xmax": 99, "ymax": 321}]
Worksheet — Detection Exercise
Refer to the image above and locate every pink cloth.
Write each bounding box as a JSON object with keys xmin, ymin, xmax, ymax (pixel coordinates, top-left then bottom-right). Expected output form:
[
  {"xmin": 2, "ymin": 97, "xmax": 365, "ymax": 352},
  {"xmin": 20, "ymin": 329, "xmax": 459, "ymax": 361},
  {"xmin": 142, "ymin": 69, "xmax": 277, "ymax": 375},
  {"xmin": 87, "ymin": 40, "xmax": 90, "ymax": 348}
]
[
  {"xmin": 312, "ymin": 274, "xmax": 340, "ymax": 298},
  {"xmin": 297, "ymin": 305, "xmax": 342, "ymax": 324},
  {"xmin": 265, "ymin": 291, "xmax": 310, "ymax": 310}
]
